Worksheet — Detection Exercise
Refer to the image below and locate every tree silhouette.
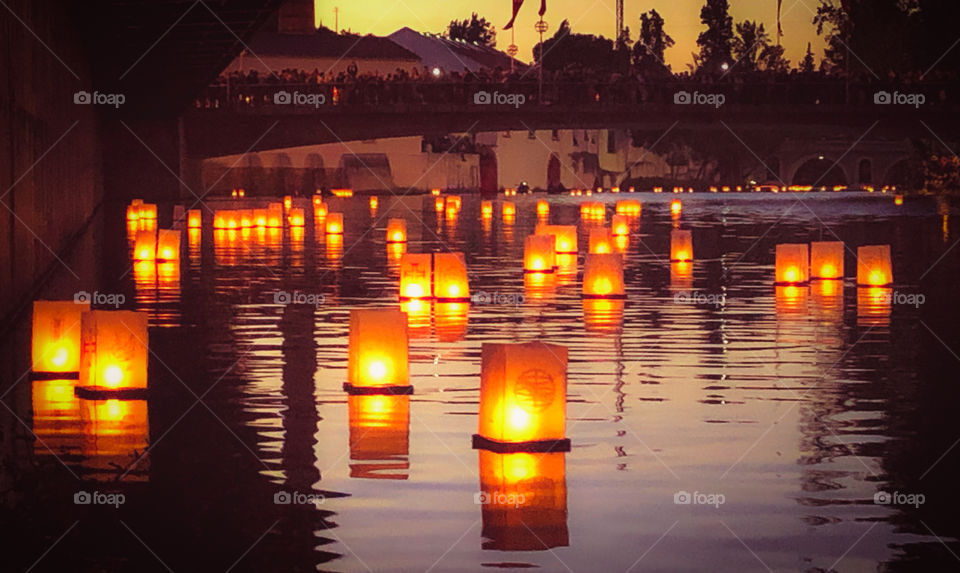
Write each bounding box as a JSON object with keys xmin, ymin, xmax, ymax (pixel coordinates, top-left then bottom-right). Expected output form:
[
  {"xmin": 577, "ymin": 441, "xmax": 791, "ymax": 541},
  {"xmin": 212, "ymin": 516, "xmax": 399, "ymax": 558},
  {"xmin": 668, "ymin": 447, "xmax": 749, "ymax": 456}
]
[
  {"xmin": 633, "ymin": 10, "xmax": 674, "ymax": 77},
  {"xmin": 447, "ymin": 13, "xmax": 496, "ymax": 47},
  {"xmin": 696, "ymin": 0, "xmax": 734, "ymax": 74}
]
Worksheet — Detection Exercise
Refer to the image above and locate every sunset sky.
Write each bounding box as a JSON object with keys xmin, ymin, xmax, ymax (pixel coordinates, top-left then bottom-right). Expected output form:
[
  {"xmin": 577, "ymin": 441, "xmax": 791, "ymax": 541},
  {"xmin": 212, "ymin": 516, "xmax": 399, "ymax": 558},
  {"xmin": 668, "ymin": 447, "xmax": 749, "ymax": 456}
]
[{"xmin": 316, "ymin": 0, "xmax": 827, "ymax": 70}]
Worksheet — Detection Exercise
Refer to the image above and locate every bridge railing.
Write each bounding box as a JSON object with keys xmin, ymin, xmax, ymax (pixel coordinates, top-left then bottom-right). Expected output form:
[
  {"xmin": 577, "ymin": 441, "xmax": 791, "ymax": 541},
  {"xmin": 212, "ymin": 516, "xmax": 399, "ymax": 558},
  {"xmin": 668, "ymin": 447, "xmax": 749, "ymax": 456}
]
[{"xmin": 193, "ymin": 81, "xmax": 954, "ymax": 111}]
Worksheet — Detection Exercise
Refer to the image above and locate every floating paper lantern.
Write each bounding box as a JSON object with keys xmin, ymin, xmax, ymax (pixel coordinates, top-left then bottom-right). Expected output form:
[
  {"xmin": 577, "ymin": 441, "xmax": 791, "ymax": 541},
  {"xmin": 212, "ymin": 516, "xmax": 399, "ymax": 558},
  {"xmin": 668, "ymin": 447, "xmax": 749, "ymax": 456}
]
[
  {"xmin": 283, "ymin": 195, "xmax": 292, "ymax": 210},
  {"xmin": 857, "ymin": 245, "xmax": 893, "ymax": 286},
  {"xmin": 266, "ymin": 203, "xmax": 284, "ymax": 228},
  {"xmin": 156, "ymin": 229, "xmax": 181, "ymax": 261},
  {"xmin": 670, "ymin": 229, "xmax": 693, "ymax": 262},
  {"xmin": 187, "ymin": 210, "xmax": 201, "ymax": 229},
  {"xmin": 32, "ymin": 301, "xmax": 89, "ymax": 374},
  {"xmin": 126, "ymin": 204, "xmax": 140, "ymax": 221},
  {"xmin": 212, "ymin": 210, "xmax": 237, "ymax": 229},
  {"xmin": 670, "ymin": 199, "xmax": 682, "ymax": 217},
  {"xmin": 435, "ymin": 301, "xmax": 469, "ymax": 342},
  {"xmin": 349, "ymin": 394, "xmax": 410, "ymax": 479},
  {"xmin": 445, "ymin": 195, "xmax": 462, "ymax": 211},
  {"xmin": 611, "ymin": 215, "xmax": 630, "ymax": 236},
  {"xmin": 139, "ymin": 204, "xmax": 157, "ymax": 220},
  {"xmin": 78, "ymin": 310, "xmax": 149, "ymax": 394},
  {"xmin": 237, "ymin": 188, "xmax": 245, "ymax": 198},
  {"xmin": 502, "ymin": 202, "xmax": 516, "ymax": 217},
  {"xmin": 582, "ymin": 253, "xmax": 625, "ymax": 298},
  {"xmin": 588, "ymin": 228, "xmax": 614, "ymax": 254},
  {"xmin": 536, "ymin": 224, "xmax": 577, "ymax": 254},
  {"xmin": 478, "ymin": 450, "xmax": 569, "ymax": 551},
  {"xmin": 537, "ymin": 200, "xmax": 549, "ymax": 217},
  {"xmin": 474, "ymin": 342, "xmax": 569, "ymax": 451},
  {"xmin": 345, "ymin": 308, "xmax": 411, "ymax": 394},
  {"xmin": 288, "ymin": 208, "xmax": 305, "ymax": 227},
  {"xmin": 435, "ymin": 197, "xmax": 446, "ymax": 213},
  {"xmin": 775, "ymin": 244, "xmax": 810, "ymax": 285},
  {"xmin": 399, "ymin": 253, "xmax": 432, "ymax": 299},
  {"xmin": 434, "ymin": 252, "xmax": 470, "ymax": 301},
  {"xmin": 431, "ymin": 188, "xmax": 442, "ymax": 196},
  {"xmin": 231, "ymin": 189, "xmax": 238, "ymax": 198},
  {"xmin": 894, "ymin": 194, "xmax": 904, "ymax": 206},
  {"xmin": 524, "ymin": 234, "xmax": 556, "ymax": 273},
  {"xmin": 314, "ymin": 201, "xmax": 328, "ymax": 219},
  {"xmin": 386, "ymin": 219, "xmax": 407, "ymax": 243},
  {"xmin": 133, "ymin": 230, "xmax": 157, "ymax": 261},
  {"xmin": 810, "ymin": 241, "xmax": 844, "ymax": 280},
  {"xmin": 370, "ymin": 196, "xmax": 379, "ymax": 210},
  {"xmin": 332, "ymin": 188, "xmax": 354, "ymax": 198},
  {"xmin": 325, "ymin": 213, "xmax": 344, "ymax": 235},
  {"xmin": 481, "ymin": 201, "xmax": 493, "ymax": 217}
]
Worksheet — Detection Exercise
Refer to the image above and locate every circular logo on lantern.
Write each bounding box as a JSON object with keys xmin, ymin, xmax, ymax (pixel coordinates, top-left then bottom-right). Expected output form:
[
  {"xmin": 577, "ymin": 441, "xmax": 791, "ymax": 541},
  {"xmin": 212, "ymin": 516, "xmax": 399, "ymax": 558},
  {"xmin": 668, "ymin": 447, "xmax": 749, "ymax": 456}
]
[{"xmin": 514, "ymin": 369, "xmax": 555, "ymax": 413}]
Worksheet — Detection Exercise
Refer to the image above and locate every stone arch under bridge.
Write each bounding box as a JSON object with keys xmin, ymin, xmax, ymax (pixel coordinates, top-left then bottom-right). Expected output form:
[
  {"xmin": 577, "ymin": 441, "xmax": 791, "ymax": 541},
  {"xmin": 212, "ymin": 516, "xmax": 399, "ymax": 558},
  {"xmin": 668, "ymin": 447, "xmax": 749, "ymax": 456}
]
[{"xmin": 776, "ymin": 138, "xmax": 914, "ymax": 187}]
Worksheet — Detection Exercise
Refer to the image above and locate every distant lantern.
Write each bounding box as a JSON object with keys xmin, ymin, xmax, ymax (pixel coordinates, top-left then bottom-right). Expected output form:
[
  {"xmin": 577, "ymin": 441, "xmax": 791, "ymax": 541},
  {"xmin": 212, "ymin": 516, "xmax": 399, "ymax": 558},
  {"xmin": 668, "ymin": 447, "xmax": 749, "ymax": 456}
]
[
  {"xmin": 775, "ymin": 243, "xmax": 810, "ymax": 285},
  {"xmin": 139, "ymin": 204, "xmax": 157, "ymax": 220},
  {"xmin": 314, "ymin": 201, "xmax": 328, "ymax": 220},
  {"xmin": 536, "ymin": 224, "xmax": 577, "ymax": 254},
  {"xmin": 524, "ymin": 234, "xmax": 556, "ymax": 273},
  {"xmin": 435, "ymin": 197, "xmax": 446, "ymax": 213},
  {"xmin": 239, "ymin": 210, "xmax": 254, "ymax": 228},
  {"xmin": 670, "ymin": 229, "xmax": 693, "ymax": 262},
  {"xmin": 345, "ymin": 308, "xmax": 411, "ymax": 394},
  {"xmin": 133, "ymin": 230, "xmax": 156, "ymax": 261},
  {"xmin": 288, "ymin": 208, "xmax": 305, "ymax": 227},
  {"xmin": 266, "ymin": 203, "xmax": 284, "ymax": 227},
  {"xmin": 434, "ymin": 252, "xmax": 470, "ymax": 301},
  {"xmin": 582, "ymin": 253, "xmax": 626, "ymax": 298},
  {"xmin": 386, "ymin": 219, "xmax": 407, "ymax": 243},
  {"xmin": 474, "ymin": 342, "xmax": 570, "ymax": 452},
  {"xmin": 588, "ymin": 228, "xmax": 614, "ymax": 255},
  {"xmin": 187, "ymin": 210, "xmax": 201, "ymax": 229},
  {"xmin": 348, "ymin": 394, "xmax": 410, "ymax": 480},
  {"xmin": 481, "ymin": 201, "xmax": 494, "ymax": 217},
  {"xmin": 283, "ymin": 195, "xmax": 292, "ymax": 210},
  {"xmin": 537, "ymin": 200, "xmax": 550, "ymax": 217},
  {"xmin": 126, "ymin": 205, "xmax": 140, "ymax": 221},
  {"xmin": 253, "ymin": 209, "xmax": 268, "ymax": 227},
  {"xmin": 399, "ymin": 253, "xmax": 432, "ymax": 299},
  {"xmin": 313, "ymin": 194, "xmax": 323, "ymax": 207},
  {"xmin": 477, "ymin": 450, "xmax": 569, "ymax": 550},
  {"xmin": 212, "ymin": 210, "xmax": 231, "ymax": 229},
  {"xmin": 502, "ymin": 202, "xmax": 516, "ymax": 217},
  {"xmin": 370, "ymin": 196, "xmax": 379, "ymax": 210},
  {"xmin": 325, "ymin": 213, "xmax": 344, "ymax": 235},
  {"xmin": 231, "ymin": 189, "xmax": 238, "ymax": 198},
  {"xmin": 615, "ymin": 200, "xmax": 641, "ymax": 216},
  {"xmin": 431, "ymin": 188, "xmax": 442, "ymax": 196},
  {"xmin": 156, "ymin": 229, "xmax": 181, "ymax": 261},
  {"xmin": 810, "ymin": 241, "xmax": 844, "ymax": 280},
  {"xmin": 237, "ymin": 188, "xmax": 245, "ymax": 198},
  {"xmin": 445, "ymin": 195, "xmax": 462, "ymax": 211},
  {"xmin": 32, "ymin": 300, "xmax": 89, "ymax": 374},
  {"xmin": 611, "ymin": 215, "xmax": 630, "ymax": 236},
  {"xmin": 894, "ymin": 194, "xmax": 904, "ymax": 206},
  {"xmin": 78, "ymin": 310, "xmax": 149, "ymax": 394},
  {"xmin": 670, "ymin": 199, "xmax": 682, "ymax": 217},
  {"xmin": 857, "ymin": 245, "xmax": 893, "ymax": 286}
]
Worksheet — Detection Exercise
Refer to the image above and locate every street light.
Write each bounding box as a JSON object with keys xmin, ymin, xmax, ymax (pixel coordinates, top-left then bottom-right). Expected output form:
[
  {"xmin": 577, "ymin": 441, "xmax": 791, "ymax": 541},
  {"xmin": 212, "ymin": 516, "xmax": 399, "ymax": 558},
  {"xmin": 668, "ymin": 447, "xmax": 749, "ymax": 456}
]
[{"xmin": 535, "ymin": 19, "xmax": 549, "ymax": 103}]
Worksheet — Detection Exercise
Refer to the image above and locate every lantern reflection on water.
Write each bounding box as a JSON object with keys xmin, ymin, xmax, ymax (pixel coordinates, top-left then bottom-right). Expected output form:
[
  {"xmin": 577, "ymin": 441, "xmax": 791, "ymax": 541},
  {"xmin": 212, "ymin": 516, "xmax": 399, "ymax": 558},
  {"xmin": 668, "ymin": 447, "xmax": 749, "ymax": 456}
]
[
  {"xmin": 588, "ymin": 228, "xmax": 614, "ymax": 254},
  {"xmin": 478, "ymin": 450, "xmax": 568, "ymax": 551},
  {"xmin": 775, "ymin": 244, "xmax": 810, "ymax": 285},
  {"xmin": 524, "ymin": 271, "xmax": 556, "ymax": 301},
  {"xmin": 348, "ymin": 394, "xmax": 410, "ymax": 480},
  {"xmin": 670, "ymin": 229, "xmax": 693, "ymax": 262},
  {"xmin": 536, "ymin": 224, "xmax": 577, "ymax": 254},
  {"xmin": 670, "ymin": 261, "xmax": 693, "ymax": 291},
  {"xmin": 386, "ymin": 219, "xmax": 407, "ymax": 243},
  {"xmin": 345, "ymin": 308, "xmax": 411, "ymax": 394},
  {"xmin": 474, "ymin": 342, "xmax": 569, "ymax": 452},
  {"xmin": 32, "ymin": 301, "xmax": 89, "ymax": 374},
  {"xmin": 399, "ymin": 253, "xmax": 432, "ymax": 299},
  {"xmin": 387, "ymin": 242, "xmax": 406, "ymax": 269},
  {"xmin": 434, "ymin": 252, "xmax": 470, "ymax": 301},
  {"xmin": 857, "ymin": 287, "xmax": 892, "ymax": 327},
  {"xmin": 582, "ymin": 253, "xmax": 626, "ymax": 298},
  {"xmin": 582, "ymin": 298, "xmax": 624, "ymax": 333},
  {"xmin": 775, "ymin": 285, "xmax": 809, "ymax": 316},
  {"xmin": 810, "ymin": 241, "xmax": 844, "ymax": 280},
  {"xmin": 400, "ymin": 299, "xmax": 431, "ymax": 338},
  {"xmin": 31, "ymin": 378, "xmax": 82, "ymax": 457},
  {"xmin": 80, "ymin": 398, "xmax": 150, "ymax": 481},
  {"xmin": 857, "ymin": 245, "xmax": 893, "ymax": 286},
  {"xmin": 78, "ymin": 311, "xmax": 149, "ymax": 394},
  {"xmin": 524, "ymin": 234, "xmax": 556, "ymax": 273},
  {"xmin": 435, "ymin": 301, "xmax": 469, "ymax": 342}
]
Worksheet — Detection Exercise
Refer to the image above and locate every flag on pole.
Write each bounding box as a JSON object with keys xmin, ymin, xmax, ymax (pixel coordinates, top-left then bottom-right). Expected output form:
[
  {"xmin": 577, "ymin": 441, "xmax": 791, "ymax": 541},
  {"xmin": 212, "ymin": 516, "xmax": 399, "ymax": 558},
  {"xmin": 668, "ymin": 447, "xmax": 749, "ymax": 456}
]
[
  {"xmin": 777, "ymin": 0, "xmax": 783, "ymax": 37},
  {"xmin": 504, "ymin": 0, "xmax": 546, "ymax": 29},
  {"xmin": 539, "ymin": 0, "xmax": 547, "ymax": 17}
]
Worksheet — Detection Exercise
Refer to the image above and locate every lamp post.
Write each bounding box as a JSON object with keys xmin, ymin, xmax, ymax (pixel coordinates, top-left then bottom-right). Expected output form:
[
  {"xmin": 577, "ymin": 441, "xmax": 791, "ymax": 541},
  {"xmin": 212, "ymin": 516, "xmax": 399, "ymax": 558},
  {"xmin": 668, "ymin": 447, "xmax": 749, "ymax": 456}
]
[
  {"xmin": 507, "ymin": 28, "xmax": 518, "ymax": 74},
  {"xmin": 535, "ymin": 19, "xmax": 549, "ymax": 104}
]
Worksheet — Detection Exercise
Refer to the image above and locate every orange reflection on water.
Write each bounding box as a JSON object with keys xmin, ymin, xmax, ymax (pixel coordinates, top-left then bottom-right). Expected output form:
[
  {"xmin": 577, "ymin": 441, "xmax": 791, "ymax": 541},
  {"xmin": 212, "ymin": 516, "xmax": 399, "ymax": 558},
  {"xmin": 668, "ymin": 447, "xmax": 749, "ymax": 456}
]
[
  {"xmin": 80, "ymin": 398, "xmax": 150, "ymax": 482},
  {"xmin": 478, "ymin": 450, "xmax": 568, "ymax": 551},
  {"xmin": 582, "ymin": 298, "xmax": 624, "ymax": 334},
  {"xmin": 775, "ymin": 285, "xmax": 809, "ymax": 316},
  {"xmin": 435, "ymin": 301, "xmax": 468, "ymax": 342},
  {"xmin": 524, "ymin": 271, "xmax": 556, "ymax": 302},
  {"xmin": 348, "ymin": 395, "xmax": 410, "ymax": 480},
  {"xmin": 401, "ymin": 298, "xmax": 432, "ymax": 338},
  {"xmin": 857, "ymin": 286, "xmax": 892, "ymax": 327},
  {"xmin": 326, "ymin": 233, "xmax": 343, "ymax": 264},
  {"xmin": 31, "ymin": 378, "xmax": 82, "ymax": 458},
  {"xmin": 387, "ymin": 242, "xmax": 407, "ymax": 271},
  {"xmin": 670, "ymin": 261, "xmax": 693, "ymax": 292},
  {"xmin": 554, "ymin": 253, "xmax": 577, "ymax": 286}
]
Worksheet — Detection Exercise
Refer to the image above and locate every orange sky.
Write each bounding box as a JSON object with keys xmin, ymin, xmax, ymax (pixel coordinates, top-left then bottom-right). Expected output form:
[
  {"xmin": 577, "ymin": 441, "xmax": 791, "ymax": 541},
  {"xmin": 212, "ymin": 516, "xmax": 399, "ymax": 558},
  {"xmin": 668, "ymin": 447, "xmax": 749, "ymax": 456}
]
[{"xmin": 316, "ymin": 0, "xmax": 826, "ymax": 70}]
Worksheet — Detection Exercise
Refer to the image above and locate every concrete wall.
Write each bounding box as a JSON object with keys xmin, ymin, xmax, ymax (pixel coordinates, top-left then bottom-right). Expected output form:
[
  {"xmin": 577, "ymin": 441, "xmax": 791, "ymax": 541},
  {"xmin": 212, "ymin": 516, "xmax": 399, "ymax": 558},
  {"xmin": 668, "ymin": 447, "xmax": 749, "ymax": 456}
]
[{"xmin": 0, "ymin": 0, "xmax": 102, "ymax": 321}]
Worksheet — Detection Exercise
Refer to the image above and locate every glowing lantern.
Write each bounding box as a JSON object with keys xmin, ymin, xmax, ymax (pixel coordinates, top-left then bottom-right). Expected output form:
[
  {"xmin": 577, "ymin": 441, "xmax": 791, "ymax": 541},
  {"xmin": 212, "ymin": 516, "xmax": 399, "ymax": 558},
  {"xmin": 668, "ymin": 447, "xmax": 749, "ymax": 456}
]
[
  {"xmin": 345, "ymin": 308, "xmax": 411, "ymax": 394},
  {"xmin": 78, "ymin": 310, "xmax": 149, "ymax": 394},
  {"xmin": 313, "ymin": 194, "xmax": 323, "ymax": 206},
  {"xmin": 332, "ymin": 188, "xmax": 354, "ymax": 198},
  {"xmin": 32, "ymin": 301, "xmax": 89, "ymax": 374},
  {"xmin": 445, "ymin": 195, "xmax": 462, "ymax": 211},
  {"xmin": 478, "ymin": 450, "xmax": 569, "ymax": 550},
  {"xmin": 588, "ymin": 228, "xmax": 614, "ymax": 254},
  {"xmin": 434, "ymin": 252, "xmax": 470, "ymax": 301},
  {"xmin": 126, "ymin": 205, "xmax": 140, "ymax": 221},
  {"xmin": 314, "ymin": 202, "xmax": 328, "ymax": 220},
  {"xmin": 138, "ymin": 203, "xmax": 157, "ymax": 220},
  {"xmin": 481, "ymin": 201, "xmax": 493, "ymax": 217},
  {"xmin": 266, "ymin": 203, "xmax": 284, "ymax": 227},
  {"xmin": 431, "ymin": 188, "xmax": 441, "ymax": 196},
  {"xmin": 474, "ymin": 342, "xmax": 570, "ymax": 451},
  {"xmin": 283, "ymin": 195, "xmax": 292, "ymax": 211},
  {"xmin": 399, "ymin": 253, "xmax": 432, "ymax": 299},
  {"xmin": 857, "ymin": 245, "xmax": 893, "ymax": 286},
  {"xmin": 670, "ymin": 199, "xmax": 682, "ymax": 217},
  {"xmin": 435, "ymin": 301, "xmax": 469, "ymax": 342},
  {"xmin": 614, "ymin": 235, "xmax": 629, "ymax": 254},
  {"xmin": 187, "ymin": 210, "xmax": 201, "ymax": 229},
  {"xmin": 252, "ymin": 209, "xmax": 267, "ymax": 227},
  {"xmin": 348, "ymin": 394, "xmax": 410, "ymax": 479},
  {"xmin": 502, "ymin": 202, "xmax": 516, "ymax": 217},
  {"xmin": 231, "ymin": 189, "xmax": 238, "ymax": 198},
  {"xmin": 386, "ymin": 219, "xmax": 407, "ymax": 243},
  {"xmin": 537, "ymin": 200, "xmax": 549, "ymax": 217},
  {"xmin": 237, "ymin": 188, "xmax": 245, "ymax": 198},
  {"xmin": 894, "ymin": 194, "xmax": 904, "ymax": 206},
  {"xmin": 212, "ymin": 210, "xmax": 235, "ymax": 229},
  {"xmin": 536, "ymin": 224, "xmax": 577, "ymax": 254},
  {"xmin": 370, "ymin": 196, "xmax": 379, "ymax": 210},
  {"xmin": 670, "ymin": 229, "xmax": 693, "ymax": 262},
  {"xmin": 810, "ymin": 241, "xmax": 844, "ymax": 280},
  {"xmin": 616, "ymin": 200, "xmax": 641, "ymax": 216},
  {"xmin": 611, "ymin": 215, "xmax": 630, "ymax": 236},
  {"xmin": 582, "ymin": 253, "xmax": 625, "ymax": 298},
  {"xmin": 133, "ymin": 230, "xmax": 157, "ymax": 261},
  {"xmin": 235, "ymin": 210, "xmax": 250, "ymax": 227},
  {"xmin": 524, "ymin": 234, "xmax": 556, "ymax": 273},
  {"xmin": 287, "ymin": 208, "xmax": 305, "ymax": 227},
  {"xmin": 156, "ymin": 229, "xmax": 181, "ymax": 261},
  {"xmin": 775, "ymin": 244, "xmax": 810, "ymax": 285},
  {"xmin": 435, "ymin": 197, "xmax": 446, "ymax": 213},
  {"xmin": 326, "ymin": 213, "xmax": 344, "ymax": 235}
]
